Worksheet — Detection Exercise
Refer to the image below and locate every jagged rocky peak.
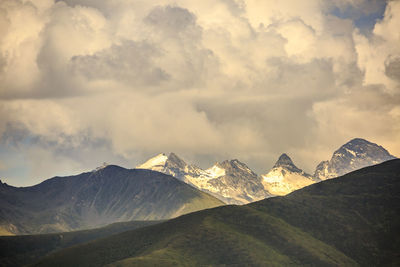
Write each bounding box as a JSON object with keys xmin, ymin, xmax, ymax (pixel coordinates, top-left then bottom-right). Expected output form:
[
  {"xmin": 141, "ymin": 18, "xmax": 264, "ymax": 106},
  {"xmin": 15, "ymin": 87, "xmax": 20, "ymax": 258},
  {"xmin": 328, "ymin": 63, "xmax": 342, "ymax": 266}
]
[
  {"xmin": 137, "ymin": 153, "xmax": 168, "ymax": 169},
  {"xmin": 136, "ymin": 152, "xmax": 194, "ymax": 182},
  {"xmin": 335, "ymin": 138, "xmax": 394, "ymax": 160},
  {"xmin": 274, "ymin": 153, "xmax": 292, "ymax": 166},
  {"xmin": 217, "ymin": 159, "xmax": 257, "ymax": 176},
  {"xmin": 137, "ymin": 154, "xmax": 271, "ymax": 204},
  {"xmin": 165, "ymin": 152, "xmax": 187, "ymax": 169},
  {"xmin": 137, "ymin": 152, "xmax": 188, "ymax": 170},
  {"xmin": 314, "ymin": 138, "xmax": 397, "ymax": 180},
  {"xmin": 261, "ymin": 154, "xmax": 316, "ymax": 196},
  {"xmin": 273, "ymin": 153, "xmax": 302, "ymax": 173}
]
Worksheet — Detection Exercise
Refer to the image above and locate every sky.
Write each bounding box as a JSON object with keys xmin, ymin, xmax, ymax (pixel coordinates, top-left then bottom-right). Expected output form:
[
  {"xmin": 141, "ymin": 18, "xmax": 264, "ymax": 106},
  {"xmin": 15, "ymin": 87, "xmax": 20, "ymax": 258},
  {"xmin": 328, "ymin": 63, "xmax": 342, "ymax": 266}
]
[{"xmin": 0, "ymin": 0, "xmax": 399, "ymax": 186}]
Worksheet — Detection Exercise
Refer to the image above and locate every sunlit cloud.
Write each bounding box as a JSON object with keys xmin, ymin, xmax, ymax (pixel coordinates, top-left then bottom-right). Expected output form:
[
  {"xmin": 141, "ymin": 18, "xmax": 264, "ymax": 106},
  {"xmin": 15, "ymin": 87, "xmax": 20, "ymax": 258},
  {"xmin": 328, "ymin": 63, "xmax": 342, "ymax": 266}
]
[{"xmin": 0, "ymin": 0, "xmax": 398, "ymax": 186}]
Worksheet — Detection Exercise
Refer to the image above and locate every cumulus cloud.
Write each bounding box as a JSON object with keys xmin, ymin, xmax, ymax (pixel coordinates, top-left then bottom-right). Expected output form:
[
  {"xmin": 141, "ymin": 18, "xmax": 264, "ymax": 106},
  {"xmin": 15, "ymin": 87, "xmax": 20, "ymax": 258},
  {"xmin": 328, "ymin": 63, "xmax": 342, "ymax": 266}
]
[
  {"xmin": 70, "ymin": 41, "xmax": 169, "ymax": 86},
  {"xmin": 0, "ymin": 0, "xmax": 398, "ymax": 185},
  {"xmin": 354, "ymin": 0, "xmax": 400, "ymax": 92}
]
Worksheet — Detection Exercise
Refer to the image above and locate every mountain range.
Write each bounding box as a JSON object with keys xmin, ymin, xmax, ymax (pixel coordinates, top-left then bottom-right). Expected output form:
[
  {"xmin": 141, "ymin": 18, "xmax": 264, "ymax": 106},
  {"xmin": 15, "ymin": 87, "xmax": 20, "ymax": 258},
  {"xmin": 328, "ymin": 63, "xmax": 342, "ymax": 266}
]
[
  {"xmin": 0, "ymin": 166, "xmax": 223, "ymax": 235},
  {"xmin": 29, "ymin": 159, "xmax": 400, "ymax": 266},
  {"xmin": 138, "ymin": 154, "xmax": 272, "ymax": 204},
  {"xmin": 137, "ymin": 138, "xmax": 396, "ymax": 201},
  {"xmin": 0, "ymin": 138, "xmax": 395, "ymax": 236}
]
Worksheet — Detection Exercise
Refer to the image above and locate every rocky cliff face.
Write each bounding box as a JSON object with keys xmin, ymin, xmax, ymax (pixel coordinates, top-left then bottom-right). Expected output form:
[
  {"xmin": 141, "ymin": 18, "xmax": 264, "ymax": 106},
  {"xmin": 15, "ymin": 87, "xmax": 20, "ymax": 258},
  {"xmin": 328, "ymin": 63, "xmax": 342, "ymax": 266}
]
[{"xmin": 314, "ymin": 138, "xmax": 396, "ymax": 180}]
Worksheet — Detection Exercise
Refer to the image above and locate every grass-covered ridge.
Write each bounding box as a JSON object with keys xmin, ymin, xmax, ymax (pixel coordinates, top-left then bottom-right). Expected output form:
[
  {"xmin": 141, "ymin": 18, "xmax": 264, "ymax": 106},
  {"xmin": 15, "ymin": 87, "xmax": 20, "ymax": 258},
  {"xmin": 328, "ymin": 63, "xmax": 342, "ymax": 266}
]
[
  {"xmin": 32, "ymin": 159, "xmax": 400, "ymax": 266},
  {"xmin": 0, "ymin": 220, "xmax": 163, "ymax": 267}
]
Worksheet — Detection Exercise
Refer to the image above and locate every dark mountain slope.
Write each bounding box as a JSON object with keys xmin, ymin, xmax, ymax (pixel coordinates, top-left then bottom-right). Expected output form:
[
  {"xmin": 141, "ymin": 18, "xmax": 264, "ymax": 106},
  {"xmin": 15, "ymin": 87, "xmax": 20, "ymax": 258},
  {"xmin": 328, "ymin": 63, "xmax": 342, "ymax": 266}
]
[
  {"xmin": 252, "ymin": 159, "xmax": 400, "ymax": 266},
  {"xmin": 33, "ymin": 159, "xmax": 400, "ymax": 266},
  {"xmin": 0, "ymin": 220, "xmax": 162, "ymax": 267},
  {"xmin": 0, "ymin": 166, "xmax": 223, "ymax": 234}
]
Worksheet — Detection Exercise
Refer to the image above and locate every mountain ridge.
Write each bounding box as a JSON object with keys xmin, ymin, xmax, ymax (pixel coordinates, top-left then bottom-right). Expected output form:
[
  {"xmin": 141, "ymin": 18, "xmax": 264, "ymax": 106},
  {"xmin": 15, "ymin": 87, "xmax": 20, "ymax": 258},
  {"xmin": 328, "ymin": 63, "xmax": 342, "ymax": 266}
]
[
  {"xmin": 137, "ymin": 153, "xmax": 272, "ymax": 204},
  {"xmin": 0, "ymin": 166, "xmax": 223, "ymax": 235},
  {"xmin": 32, "ymin": 159, "xmax": 400, "ymax": 266},
  {"xmin": 137, "ymin": 138, "xmax": 396, "ymax": 199}
]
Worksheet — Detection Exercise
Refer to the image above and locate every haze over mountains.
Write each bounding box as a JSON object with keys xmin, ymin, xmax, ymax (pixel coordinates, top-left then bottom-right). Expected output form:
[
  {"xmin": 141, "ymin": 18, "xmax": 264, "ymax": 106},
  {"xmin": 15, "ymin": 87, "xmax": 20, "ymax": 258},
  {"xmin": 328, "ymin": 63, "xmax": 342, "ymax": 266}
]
[
  {"xmin": 0, "ymin": 167, "xmax": 223, "ymax": 235},
  {"xmin": 138, "ymin": 138, "xmax": 397, "ymax": 202}
]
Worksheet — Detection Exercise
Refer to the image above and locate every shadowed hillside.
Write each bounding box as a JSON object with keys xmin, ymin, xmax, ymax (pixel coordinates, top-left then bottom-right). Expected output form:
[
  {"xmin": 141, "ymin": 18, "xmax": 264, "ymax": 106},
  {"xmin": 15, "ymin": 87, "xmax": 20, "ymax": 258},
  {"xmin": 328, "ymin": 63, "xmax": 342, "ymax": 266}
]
[
  {"xmin": 31, "ymin": 159, "xmax": 400, "ymax": 266},
  {"xmin": 0, "ymin": 220, "xmax": 162, "ymax": 267},
  {"xmin": 0, "ymin": 166, "xmax": 223, "ymax": 234}
]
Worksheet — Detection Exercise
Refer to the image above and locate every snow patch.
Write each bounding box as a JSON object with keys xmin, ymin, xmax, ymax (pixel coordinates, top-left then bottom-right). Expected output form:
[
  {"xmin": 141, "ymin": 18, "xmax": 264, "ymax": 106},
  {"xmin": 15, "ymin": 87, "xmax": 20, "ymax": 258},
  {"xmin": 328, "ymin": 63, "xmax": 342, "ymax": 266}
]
[
  {"xmin": 205, "ymin": 165, "xmax": 226, "ymax": 178},
  {"xmin": 262, "ymin": 167, "xmax": 315, "ymax": 196},
  {"xmin": 137, "ymin": 153, "xmax": 168, "ymax": 169},
  {"xmin": 344, "ymin": 147, "xmax": 357, "ymax": 157}
]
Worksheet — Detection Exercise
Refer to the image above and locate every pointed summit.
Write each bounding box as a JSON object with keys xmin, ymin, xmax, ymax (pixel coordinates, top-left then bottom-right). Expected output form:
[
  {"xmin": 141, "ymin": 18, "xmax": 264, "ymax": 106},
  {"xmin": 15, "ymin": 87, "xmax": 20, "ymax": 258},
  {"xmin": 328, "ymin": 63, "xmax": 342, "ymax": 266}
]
[
  {"xmin": 137, "ymin": 154, "xmax": 271, "ymax": 204},
  {"xmin": 262, "ymin": 154, "xmax": 315, "ymax": 196},
  {"xmin": 136, "ymin": 152, "xmax": 191, "ymax": 182},
  {"xmin": 274, "ymin": 153, "xmax": 293, "ymax": 167},
  {"xmin": 137, "ymin": 153, "xmax": 168, "ymax": 169},
  {"xmin": 273, "ymin": 153, "xmax": 302, "ymax": 173},
  {"xmin": 216, "ymin": 159, "xmax": 258, "ymax": 177}
]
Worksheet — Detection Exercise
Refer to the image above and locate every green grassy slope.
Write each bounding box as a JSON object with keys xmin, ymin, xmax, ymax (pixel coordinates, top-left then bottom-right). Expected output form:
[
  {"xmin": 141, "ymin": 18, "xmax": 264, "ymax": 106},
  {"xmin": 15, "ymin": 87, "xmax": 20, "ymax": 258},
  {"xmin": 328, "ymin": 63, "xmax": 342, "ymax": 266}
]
[
  {"xmin": 32, "ymin": 159, "xmax": 400, "ymax": 266},
  {"xmin": 0, "ymin": 220, "xmax": 162, "ymax": 267}
]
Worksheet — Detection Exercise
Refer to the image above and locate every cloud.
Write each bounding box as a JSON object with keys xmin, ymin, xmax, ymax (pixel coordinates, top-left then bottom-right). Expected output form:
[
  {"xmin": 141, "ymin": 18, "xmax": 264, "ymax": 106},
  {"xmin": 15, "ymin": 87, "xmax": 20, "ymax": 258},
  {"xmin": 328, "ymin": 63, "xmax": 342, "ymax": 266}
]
[
  {"xmin": 70, "ymin": 41, "xmax": 169, "ymax": 86},
  {"xmin": 354, "ymin": 0, "xmax": 400, "ymax": 92},
  {"xmin": 144, "ymin": 5, "xmax": 197, "ymax": 33},
  {"xmin": 0, "ymin": 0, "xmax": 398, "ymax": 185},
  {"xmin": 385, "ymin": 55, "xmax": 400, "ymax": 82}
]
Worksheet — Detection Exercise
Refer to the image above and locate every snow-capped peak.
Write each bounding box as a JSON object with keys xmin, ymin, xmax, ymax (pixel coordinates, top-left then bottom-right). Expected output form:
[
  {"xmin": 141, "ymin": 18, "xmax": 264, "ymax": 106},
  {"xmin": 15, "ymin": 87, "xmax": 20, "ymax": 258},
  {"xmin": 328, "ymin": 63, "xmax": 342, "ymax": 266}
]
[
  {"xmin": 136, "ymin": 152, "xmax": 192, "ymax": 181},
  {"xmin": 137, "ymin": 153, "xmax": 168, "ymax": 169},
  {"xmin": 261, "ymin": 154, "xmax": 315, "ymax": 196},
  {"xmin": 335, "ymin": 138, "xmax": 394, "ymax": 160},
  {"xmin": 217, "ymin": 159, "xmax": 257, "ymax": 176},
  {"xmin": 165, "ymin": 152, "xmax": 187, "ymax": 169},
  {"xmin": 314, "ymin": 138, "xmax": 396, "ymax": 180},
  {"xmin": 273, "ymin": 153, "xmax": 303, "ymax": 173},
  {"xmin": 136, "ymin": 154, "xmax": 271, "ymax": 204}
]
